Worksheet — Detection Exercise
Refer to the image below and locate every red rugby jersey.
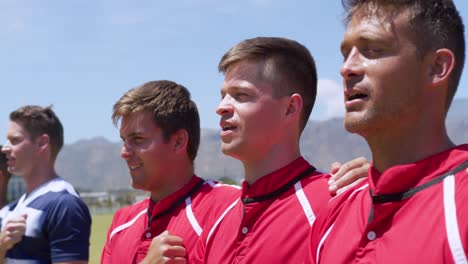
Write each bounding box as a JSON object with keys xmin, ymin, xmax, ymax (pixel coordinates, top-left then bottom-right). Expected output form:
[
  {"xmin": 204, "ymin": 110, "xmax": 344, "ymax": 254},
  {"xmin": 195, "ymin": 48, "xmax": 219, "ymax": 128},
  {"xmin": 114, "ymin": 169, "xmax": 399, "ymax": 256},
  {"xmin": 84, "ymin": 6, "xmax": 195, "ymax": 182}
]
[
  {"xmin": 101, "ymin": 175, "xmax": 239, "ymax": 264},
  {"xmin": 309, "ymin": 144, "xmax": 468, "ymax": 264},
  {"xmin": 191, "ymin": 157, "xmax": 332, "ymax": 264}
]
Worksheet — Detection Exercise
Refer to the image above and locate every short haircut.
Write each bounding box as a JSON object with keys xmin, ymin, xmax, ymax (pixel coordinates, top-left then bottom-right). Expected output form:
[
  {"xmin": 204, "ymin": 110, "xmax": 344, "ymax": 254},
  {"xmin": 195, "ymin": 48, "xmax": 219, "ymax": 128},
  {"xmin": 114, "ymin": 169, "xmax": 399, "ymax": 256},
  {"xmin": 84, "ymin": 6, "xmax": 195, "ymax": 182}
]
[
  {"xmin": 112, "ymin": 80, "xmax": 200, "ymax": 162},
  {"xmin": 342, "ymin": 0, "xmax": 465, "ymax": 110},
  {"xmin": 10, "ymin": 105, "xmax": 64, "ymax": 160},
  {"xmin": 219, "ymin": 37, "xmax": 318, "ymax": 132}
]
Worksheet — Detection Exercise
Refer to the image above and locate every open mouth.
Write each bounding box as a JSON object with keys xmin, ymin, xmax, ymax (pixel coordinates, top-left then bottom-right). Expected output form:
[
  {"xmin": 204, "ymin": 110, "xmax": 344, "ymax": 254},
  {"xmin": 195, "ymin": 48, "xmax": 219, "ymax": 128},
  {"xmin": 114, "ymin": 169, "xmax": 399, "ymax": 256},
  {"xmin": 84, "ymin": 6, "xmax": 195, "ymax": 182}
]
[
  {"xmin": 222, "ymin": 125, "xmax": 236, "ymax": 131},
  {"xmin": 128, "ymin": 162, "xmax": 143, "ymax": 171},
  {"xmin": 6, "ymin": 158, "xmax": 14, "ymax": 167},
  {"xmin": 347, "ymin": 93, "xmax": 368, "ymax": 101}
]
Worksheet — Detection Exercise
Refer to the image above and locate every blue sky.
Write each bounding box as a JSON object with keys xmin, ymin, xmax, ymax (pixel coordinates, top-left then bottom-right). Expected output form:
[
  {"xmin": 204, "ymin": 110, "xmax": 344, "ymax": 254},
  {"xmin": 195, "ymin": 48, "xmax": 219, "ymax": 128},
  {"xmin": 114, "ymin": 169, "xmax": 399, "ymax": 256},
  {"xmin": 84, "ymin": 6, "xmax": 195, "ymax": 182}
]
[{"xmin": 1, "ymin": 0, "xmax": 467, "ymax": 143}]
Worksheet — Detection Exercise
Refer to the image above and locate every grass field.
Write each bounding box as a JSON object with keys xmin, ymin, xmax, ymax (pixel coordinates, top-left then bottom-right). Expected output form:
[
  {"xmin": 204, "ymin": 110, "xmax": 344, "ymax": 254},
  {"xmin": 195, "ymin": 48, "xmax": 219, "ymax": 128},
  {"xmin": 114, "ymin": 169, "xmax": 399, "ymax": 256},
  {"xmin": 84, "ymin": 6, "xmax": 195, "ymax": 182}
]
[{"xmin": 90, "ymin": 214, "xmax": 114, "ymax": 264}]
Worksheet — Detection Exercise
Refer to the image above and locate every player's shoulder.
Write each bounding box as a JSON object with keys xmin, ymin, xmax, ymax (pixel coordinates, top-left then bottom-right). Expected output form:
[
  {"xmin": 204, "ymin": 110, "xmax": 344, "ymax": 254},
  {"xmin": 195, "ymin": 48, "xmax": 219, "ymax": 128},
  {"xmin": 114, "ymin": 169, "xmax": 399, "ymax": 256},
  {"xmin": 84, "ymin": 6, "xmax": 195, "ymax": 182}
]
[
  {"xmin": 300, "ymin": 170, "xmax": 332, "ymax": 193},
  {"xmin": 31, "ymin": 189, "xmax": 85, "ymax": 212},
  {"xmin": 453, "ymin": 159, "xmax": 468, "ymax": 182},
  {"xmin": 191, "ymin": 179, "xmax": 240, "ymax": 203},
  {"xmin": 40, "ymin": 191, "xmax": 91, "ymax": 224},
  {"xmin": 453, "ymin": 160, "xmax": 468, "ymax": 201},
  {"xmin": 190, "ymin": 180, "xmax": 240, "ymax": 217},
  {"xmin": 112, "ymin": 198, "xmax": 149, "ymax": 222},
  {"xmin": 326, "ymin": 178, "xmax": 370, "ymax": 216},
  {"xmin": 302, "ymin": 168, "xmax": 331, "ymax": 182},
  {"xmin": 311, "ymin": 179, "xmax": 370, "ymax": 239},
  {"xmin": 200, "ymin": 180, "xmax": 240, "ymax": 195}
]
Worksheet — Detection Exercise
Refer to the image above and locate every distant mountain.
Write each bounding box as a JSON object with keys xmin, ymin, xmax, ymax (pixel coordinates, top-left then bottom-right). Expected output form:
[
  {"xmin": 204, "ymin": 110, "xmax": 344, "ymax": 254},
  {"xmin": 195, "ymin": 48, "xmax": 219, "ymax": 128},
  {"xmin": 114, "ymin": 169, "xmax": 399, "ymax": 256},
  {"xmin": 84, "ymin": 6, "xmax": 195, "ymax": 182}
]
[
  {"xmin": 56, "ymin": 99, "xmax": 467, "ymax": 191},
  {"xmin": 56, "ymin": 137, "xmax": 129, "ymax": 192}
]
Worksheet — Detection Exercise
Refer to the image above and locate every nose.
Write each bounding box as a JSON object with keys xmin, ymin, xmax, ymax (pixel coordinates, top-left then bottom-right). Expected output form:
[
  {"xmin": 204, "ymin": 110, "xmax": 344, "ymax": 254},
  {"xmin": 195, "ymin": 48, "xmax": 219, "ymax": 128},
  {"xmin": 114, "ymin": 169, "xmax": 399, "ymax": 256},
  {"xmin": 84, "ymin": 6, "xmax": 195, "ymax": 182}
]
[
  {"xmin": 216, "ymin": 97, "xmax": 234, "ymax": 116},
  {"xmin": 1, "ymin": 140, "xmax": 11, "ymax": 154},
  {"xmin": 340, "ymin": 47, "xmax": 364, "ymax": 82},
  {"xmin": 120, "ymin": 142, "xmax": 133, "ymax": 160}
]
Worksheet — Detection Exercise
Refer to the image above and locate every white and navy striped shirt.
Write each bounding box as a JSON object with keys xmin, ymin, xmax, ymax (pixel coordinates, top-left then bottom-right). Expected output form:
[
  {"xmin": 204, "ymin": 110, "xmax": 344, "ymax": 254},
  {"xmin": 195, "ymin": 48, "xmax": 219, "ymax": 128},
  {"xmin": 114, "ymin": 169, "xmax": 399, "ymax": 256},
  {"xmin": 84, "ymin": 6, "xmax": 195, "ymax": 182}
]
[{"xmin": 0, "ymin": 177, "xmax": 91, "ymax": 264}]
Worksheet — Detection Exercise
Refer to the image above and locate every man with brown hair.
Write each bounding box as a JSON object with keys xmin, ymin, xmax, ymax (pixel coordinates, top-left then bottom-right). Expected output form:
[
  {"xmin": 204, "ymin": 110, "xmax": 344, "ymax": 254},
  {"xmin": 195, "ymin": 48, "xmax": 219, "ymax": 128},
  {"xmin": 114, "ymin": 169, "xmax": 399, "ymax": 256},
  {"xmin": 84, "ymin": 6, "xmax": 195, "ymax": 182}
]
[
  {"xmin": 101, "ymin": 80, "xmax": 240, "ymax": 264},
  {"xmin": 309, "ymin": 0, "xmax": 468, "ymax": 263},
  {"xmin": 0, "ymin": 105, "xmax": 91, "ymax": 264},
  {"xmin": 0, "ymin": 147, "xmax": 12, "ymax": 207},
  {"xmin": 143, "ymin": 37, "xmax": 369, "ymax": 264}
]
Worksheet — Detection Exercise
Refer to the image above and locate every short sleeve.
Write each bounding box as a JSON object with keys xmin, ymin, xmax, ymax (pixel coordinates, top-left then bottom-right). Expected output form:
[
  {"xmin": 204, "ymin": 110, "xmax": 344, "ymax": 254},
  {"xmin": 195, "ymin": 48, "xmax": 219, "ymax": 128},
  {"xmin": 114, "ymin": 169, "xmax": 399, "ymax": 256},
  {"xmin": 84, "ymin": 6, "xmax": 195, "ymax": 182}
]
[{"xmin": 46, "ymin": 193, "xmax": 91, "ymax": 263}]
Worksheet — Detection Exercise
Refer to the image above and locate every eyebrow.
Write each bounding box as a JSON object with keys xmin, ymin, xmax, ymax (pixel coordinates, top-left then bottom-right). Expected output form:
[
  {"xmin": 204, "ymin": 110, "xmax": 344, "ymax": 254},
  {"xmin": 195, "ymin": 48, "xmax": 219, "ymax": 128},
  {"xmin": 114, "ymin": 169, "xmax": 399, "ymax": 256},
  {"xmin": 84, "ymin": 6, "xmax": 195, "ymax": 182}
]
[
  {"xmin": 341, "ymin": 33, "xmax": 391, "ymax": 51},
  {"xmin": 120, "ymin": 131, "xmax": 144, "ymax": 140},
  {"xmin": 221, "ymin": 83, "xmax": 252, "ymax": 95},
  {"xmin": 6, "ymin": 134, "xmax": 22, "ymax": 140}
]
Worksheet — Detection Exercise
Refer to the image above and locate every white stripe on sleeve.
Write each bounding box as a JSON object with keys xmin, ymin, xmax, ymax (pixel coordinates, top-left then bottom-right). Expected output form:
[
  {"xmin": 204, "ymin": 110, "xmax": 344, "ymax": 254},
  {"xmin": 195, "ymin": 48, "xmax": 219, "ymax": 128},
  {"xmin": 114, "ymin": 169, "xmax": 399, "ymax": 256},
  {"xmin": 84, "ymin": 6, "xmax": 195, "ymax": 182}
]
[{"xmin": 444, "ymin": 175, "xmax": 468, "ymax": 264}]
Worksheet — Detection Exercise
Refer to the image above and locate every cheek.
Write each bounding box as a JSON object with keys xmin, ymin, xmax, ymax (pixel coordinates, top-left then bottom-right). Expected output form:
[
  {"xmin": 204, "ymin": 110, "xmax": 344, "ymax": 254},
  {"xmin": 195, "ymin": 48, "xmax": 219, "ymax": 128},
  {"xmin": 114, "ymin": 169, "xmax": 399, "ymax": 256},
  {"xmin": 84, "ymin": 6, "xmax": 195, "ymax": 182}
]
[
  {"xmin": 142, "ymin": 144, "xmax": 169, "ymax": 163},
  {"xmin": 140, "ymin": 148, "xmax": 157, "ymax": 163},
  {"xmin": 14, "ymin": 146, "xmax": 28, "ymax": 157},
  {"xmin": 250, "ymin": 108, "xmax": 281, "ymax": 134}
]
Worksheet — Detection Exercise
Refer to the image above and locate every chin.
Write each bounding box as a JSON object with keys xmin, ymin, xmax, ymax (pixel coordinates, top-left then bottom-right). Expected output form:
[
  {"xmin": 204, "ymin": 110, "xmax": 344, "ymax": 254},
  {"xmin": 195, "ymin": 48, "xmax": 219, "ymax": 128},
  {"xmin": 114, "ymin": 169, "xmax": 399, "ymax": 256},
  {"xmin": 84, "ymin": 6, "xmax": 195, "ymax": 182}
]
[
  {"xmin": 221, "ymin": 147, "xmax": 234, "ymax": 157},
  {"xmin": 130, "ymin": 178, "xmax": 146, "ymax": 191},
  {"xmin": 221, "ymin": 145, "xmax": 244, "ymax": 160},
  {"xmin": 344, "ymin": 115, "xmax": 368, "ymax": 134},
  {"xmin": 8, "ymin": 167, "xmax": 21, "ymax": 176},
  {"xmin": 221, "ymin": 142, "xmax": 233, "ymax": 154}
]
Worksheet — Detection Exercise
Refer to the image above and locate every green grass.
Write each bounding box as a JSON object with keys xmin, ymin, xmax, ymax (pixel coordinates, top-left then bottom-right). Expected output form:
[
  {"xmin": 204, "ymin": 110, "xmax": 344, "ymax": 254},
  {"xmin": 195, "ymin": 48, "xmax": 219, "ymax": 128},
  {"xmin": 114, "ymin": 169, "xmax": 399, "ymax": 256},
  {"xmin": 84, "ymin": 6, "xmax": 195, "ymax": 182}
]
[{"xmin": 90, "ymin": 214, "xmax": 114, "ymax": 264}]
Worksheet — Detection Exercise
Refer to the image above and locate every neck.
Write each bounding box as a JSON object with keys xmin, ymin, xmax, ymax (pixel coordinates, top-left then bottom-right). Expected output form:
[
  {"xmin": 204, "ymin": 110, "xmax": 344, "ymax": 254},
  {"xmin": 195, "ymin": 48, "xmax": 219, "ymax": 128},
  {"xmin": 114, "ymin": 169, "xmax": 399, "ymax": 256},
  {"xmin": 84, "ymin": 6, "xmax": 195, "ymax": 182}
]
[
  {"xmin": 242, "ymin": 142, "xmax": 301, "ymax": 185},
  {"xmin": 149, "ymin": 160, "xmax": 194, "ymax": 202},
  {"xmin": 366, "ymin": 121, "xmax": 454, "ymax": 173},
  {"xmin": 23, "ymin": 164, "xmax": 58, "ymax": 194}
]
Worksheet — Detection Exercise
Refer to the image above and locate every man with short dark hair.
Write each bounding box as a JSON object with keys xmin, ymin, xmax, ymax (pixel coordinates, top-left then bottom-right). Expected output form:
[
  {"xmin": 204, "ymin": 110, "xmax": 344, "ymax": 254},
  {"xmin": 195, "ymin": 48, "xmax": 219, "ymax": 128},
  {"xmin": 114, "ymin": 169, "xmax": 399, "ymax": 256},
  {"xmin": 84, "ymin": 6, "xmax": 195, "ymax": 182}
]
[
  {"xmin": 0, "ymin": 105, "xmax": 91, "ymax": 264},
  {"xmin": 309, "ymin": 0, "xmax": 468, "ymax": 263},
  {"xmin": 143, "ymin": 37, "xmax": 369, "ymax": 264}
]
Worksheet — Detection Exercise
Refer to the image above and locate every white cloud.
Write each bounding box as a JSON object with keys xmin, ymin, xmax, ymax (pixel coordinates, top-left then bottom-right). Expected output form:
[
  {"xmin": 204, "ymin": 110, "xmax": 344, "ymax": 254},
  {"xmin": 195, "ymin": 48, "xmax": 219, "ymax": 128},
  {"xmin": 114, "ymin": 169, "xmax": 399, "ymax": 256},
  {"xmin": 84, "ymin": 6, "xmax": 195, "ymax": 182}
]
[{"xmin": 311, "ymin": 79, "xmax": 344, "ymax": 120}]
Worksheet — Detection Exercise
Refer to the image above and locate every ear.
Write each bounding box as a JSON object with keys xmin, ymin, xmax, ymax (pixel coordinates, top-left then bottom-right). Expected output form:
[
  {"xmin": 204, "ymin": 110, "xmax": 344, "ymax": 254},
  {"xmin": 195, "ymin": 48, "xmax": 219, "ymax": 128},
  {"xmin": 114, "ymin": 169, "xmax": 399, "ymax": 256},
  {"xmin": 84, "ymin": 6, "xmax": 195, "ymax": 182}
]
[
  {"xmin": 428, "ymin": 48, "xmax": 455, "ymax": 88},
  {"xmin": 284, "ymin": 93, "xmax": 303, "ymax": 118},
  {"xmin": 171, "ymin": 129, "xmax": 189, "ymax": 154},
  {"xmin": 35, "ymin": 134, "xmax": 50, "ymax": 151}
]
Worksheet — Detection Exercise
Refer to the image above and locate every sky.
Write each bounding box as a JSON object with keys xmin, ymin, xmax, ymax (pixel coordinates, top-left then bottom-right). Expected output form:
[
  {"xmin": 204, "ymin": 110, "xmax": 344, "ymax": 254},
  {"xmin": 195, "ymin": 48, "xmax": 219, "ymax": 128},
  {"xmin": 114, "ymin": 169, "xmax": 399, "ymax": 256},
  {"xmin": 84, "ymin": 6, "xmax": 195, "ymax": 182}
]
[{"xmin": 1, "ymin": 0, "xmax": 467, "ymax": 144}]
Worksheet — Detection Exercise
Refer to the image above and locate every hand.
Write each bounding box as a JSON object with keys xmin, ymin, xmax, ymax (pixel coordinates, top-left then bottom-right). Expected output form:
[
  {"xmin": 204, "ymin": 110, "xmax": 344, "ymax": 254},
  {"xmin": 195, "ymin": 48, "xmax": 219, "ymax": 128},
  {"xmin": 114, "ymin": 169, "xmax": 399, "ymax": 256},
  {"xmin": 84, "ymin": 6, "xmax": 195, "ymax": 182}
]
[
  {"xmin": 140, "ymin": 231, "xmax": 187, "ymax": 264},
  {"xmin": 0, "ymin": 214, "xmax": 27, "ymax": 252},
  {"xmin": 328, "ymin": 157, "xmax": 369, "ymax": 195}
]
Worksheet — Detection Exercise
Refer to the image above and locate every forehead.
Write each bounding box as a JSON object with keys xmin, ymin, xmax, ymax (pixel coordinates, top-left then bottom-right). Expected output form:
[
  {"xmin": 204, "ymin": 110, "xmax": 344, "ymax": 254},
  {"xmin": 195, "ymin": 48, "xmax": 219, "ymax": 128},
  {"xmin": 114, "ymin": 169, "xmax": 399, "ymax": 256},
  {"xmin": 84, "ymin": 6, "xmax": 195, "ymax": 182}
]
[
  {"xmin": 7, "ymin": 121, "xmax": 29, "ymax": 137},
  {"xmin": 222, "ymin": 61, "xmax": 275, "ymax": 94},
  {"xmin": 120, "ymin": 111, "xmax": 159, "ymax": 134},
  {"xmin": 342, "ymin": 8, "xmax": 412, "ymax": 44}
]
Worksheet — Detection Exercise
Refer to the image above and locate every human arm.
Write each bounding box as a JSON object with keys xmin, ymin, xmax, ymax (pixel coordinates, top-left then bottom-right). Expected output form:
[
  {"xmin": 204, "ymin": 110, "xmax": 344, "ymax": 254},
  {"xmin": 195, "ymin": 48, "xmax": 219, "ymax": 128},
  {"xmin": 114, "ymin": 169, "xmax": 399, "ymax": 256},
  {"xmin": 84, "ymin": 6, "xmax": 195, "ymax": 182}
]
[
  {"xmin": 140, "ymin": 231, "xmax": 187, "ymax": 264},
  {"xmin": 48, "ymin": 195, "xmax": 91, "ymax": 264},
  {"xmin": 327, "ymin": 157, "xmax": 369, "ymax": 195}
]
